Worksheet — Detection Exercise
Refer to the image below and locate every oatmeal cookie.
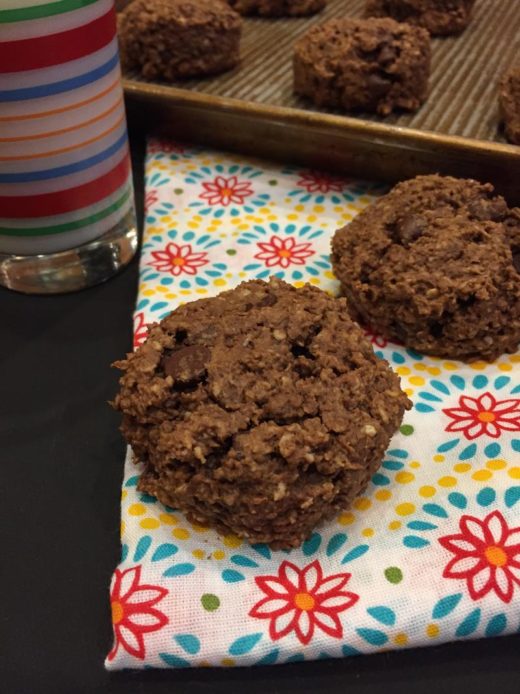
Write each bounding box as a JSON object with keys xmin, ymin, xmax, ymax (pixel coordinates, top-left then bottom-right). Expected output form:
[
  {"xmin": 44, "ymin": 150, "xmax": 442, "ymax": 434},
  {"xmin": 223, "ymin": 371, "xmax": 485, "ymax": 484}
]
[
  {"xmin": 118, "ymin": 0, "xmax": 241, "ymax": 80},
  {"xmin": 113, "ymin": 278, "xmax": 410, "ymax": 549},
  {"xmin": 365, "ymin": 0, "xmax": 475, "ymax": 36},
  {"xmin": 499, "ymin": 66, "xmax": 520, "ymax": 146},
  {"xmin": 294, "ymin": 17, "xmax": 430, "ymax": 116},
  {"xmin": 332, "ymin": 175, "xmax": 520, "ymax": 361},
  {"xmin": 228, "ymin": 0, "xmax": 325, "ymax": 17}
]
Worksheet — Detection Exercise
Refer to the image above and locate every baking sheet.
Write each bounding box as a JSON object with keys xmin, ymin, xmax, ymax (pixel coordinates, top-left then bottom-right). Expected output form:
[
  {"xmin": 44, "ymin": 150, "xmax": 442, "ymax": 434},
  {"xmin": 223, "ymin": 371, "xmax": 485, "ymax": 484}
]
[{"xmin": 122, "ymin": 0, "xmax": 520, "ymax": 201}]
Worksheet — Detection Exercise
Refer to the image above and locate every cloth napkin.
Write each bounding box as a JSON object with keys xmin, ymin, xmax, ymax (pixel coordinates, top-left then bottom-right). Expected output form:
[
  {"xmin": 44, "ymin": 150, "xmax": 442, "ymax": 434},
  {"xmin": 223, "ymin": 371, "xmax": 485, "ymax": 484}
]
[{"xmin": 106, "ymin": 137, "xmax": 520, "ymax": 669}]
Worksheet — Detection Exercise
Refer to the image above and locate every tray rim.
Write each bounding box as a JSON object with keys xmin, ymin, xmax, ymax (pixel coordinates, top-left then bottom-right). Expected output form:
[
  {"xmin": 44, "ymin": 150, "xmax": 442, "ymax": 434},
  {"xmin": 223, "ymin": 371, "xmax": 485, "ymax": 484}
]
[{"xmin": 123, "ymin": 78, "xmax": 520, "ymax": 161}]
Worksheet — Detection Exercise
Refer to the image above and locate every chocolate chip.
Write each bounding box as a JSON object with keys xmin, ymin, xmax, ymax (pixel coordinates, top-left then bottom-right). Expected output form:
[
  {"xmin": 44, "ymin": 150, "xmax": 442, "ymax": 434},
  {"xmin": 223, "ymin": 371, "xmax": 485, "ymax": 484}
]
[
  {"xmin": 366, "ymin": 72, "xmax": 391, "ymax": 95},
  {"xmin": 513, "ymin": 250, "xmax": 520, "ymax": 274},
  {"xmin": 259, "ymin": 292, "xmax": 278, "ymax": 307},
  {"xmin": 162, "ymin": 345, "xmax": 210, "ymax": 381},
  {"xmin": 398, "ymin": 214, "xmax": 427, "ymax": 245},
  {"xmin": 243, "ymin": 292, "xmax": 277, "ymax": 311},
  {"xmin": 387, "ymin": 214, "xmax": 427, "ymax": 245},
  {"xmin": 467, "ymin": 198, "xmax": 508, "ymax": 221},
  {"xmin": 378, "ymin": 43, "xmax": 397, "ymax": 65}
]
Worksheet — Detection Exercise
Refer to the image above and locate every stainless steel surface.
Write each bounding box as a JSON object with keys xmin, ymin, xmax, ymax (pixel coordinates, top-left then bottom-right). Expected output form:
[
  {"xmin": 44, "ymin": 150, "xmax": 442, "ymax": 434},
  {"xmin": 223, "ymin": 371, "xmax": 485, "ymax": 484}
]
[{"xmin": 0, "ymin": 211, "xmax": 138, "ymax": 294}]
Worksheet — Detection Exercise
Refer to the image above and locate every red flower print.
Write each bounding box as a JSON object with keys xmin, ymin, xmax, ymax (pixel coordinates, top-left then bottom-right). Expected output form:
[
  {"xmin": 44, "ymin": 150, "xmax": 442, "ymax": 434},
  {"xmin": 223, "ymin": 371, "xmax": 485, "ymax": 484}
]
[
  {"xmin": 108, "ymin": 565, "xmax": 168, "ymax": 661},
  {"xmin": 133, "ymin": 312, "xmax": 149, "ymax": 350},
  {"xmin": 364, "ymin": 327, "xmax": 388, "ymax": 349},
  {"xmin": 254, "ymin": 235, "xmax": 314, "ymax": 269},
  {"xmin": 443, "ymin": 392, "xmax": 520, "ymax": 440},
  {"xmin": 439, "ymin": 510, "xmax": 520, "ymax": 604},
  {"xmin": 148, "ymin": 138, "xmax": 185, "ymax": 156},
  {"xmin": 144, "ymin": 189, "xmax": 159, "ymax": 213},
  {"xmin": 296, "ymin": 171, "xmax": 347, "ymax": 194},
  {"xmin": 200, "ymin": 175, "xmax": 254, "ymax": 206},
  {"xmin": 148, "ymin": 242, "xmax": 208, "ymax": 276},
  {"xmin": 249, "ymin": 560, "xmax": 358, "ymax": 645}
]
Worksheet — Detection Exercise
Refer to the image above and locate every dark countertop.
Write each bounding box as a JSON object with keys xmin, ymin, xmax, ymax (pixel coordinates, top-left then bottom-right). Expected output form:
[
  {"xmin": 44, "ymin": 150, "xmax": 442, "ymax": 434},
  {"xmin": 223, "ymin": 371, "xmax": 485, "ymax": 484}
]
[{"xmin": 2, "ymin": 128, "xmax": 519, "ymax": 694}]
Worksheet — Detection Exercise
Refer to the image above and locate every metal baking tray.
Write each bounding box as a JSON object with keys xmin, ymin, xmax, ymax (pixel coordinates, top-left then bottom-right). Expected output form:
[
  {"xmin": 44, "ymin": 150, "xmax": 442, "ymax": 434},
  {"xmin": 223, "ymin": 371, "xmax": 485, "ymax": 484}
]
[{"xmin": 122, "ymin": 0, "xmax": 520, "ymax": 203}]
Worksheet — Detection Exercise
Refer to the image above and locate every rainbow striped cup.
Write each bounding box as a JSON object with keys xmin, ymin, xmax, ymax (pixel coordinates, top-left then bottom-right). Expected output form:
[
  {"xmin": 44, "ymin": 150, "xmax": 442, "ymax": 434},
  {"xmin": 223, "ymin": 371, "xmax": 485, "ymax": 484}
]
[{"xmin": 0, "ymin": 0, "xmax": 137, "ymax": 293}]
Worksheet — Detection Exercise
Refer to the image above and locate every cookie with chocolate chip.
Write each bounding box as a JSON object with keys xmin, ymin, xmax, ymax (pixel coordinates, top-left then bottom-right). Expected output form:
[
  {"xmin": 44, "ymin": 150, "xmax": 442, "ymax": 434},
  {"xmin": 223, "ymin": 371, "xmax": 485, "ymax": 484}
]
[
  {"xmin": 118, "ymin": 0, "xmax": 241, "ymax": 80},
  {"xmin": 365, "ymin": 0, "xmax": 475, "ymax": 37},
  {"xmin": 331, "ymin": 175, "xmax": 520, "ymax": 361},
  {"xmin": 293, "ymin": 17, "xmax": 430, "ymax": 116},
  {"xmin": 113, "ymin": 278, "xmax": 410, "ymax": 549},
  {"xmin": 227, "ymin": 0, "xmax": 325, "ymax": 17},
  {"xmin": 499, "ymin": 66, "xmax": 520, "ymax": 146}
]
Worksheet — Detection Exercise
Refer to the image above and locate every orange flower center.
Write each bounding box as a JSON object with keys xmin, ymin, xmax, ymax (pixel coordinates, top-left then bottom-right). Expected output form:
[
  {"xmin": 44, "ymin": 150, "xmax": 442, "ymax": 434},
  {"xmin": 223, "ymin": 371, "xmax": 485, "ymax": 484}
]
[
  {"xmin": 221, "ymin": 188, "xmax": 232, "ymax": 197},
  {"xmin": 111, "ymin": 601, "xmax": 124, "ymax": 624},
  {"xmin": 484, "ymin": 545, "xmax": 507, "ymax": 567},
  {"xmin": 294, "ymin": 592, "xmax": 315, "ymax": 611},
  {"xmin": 478, "ymin": 411, "xmax": 495, "ymax": 423},
  {"xmin": 278, "ymin": 249, "xmax": 292, "ymax": 258},
  {"xmin": 172, "ymin": 257, "xmax": 185, "ymax": 266}
]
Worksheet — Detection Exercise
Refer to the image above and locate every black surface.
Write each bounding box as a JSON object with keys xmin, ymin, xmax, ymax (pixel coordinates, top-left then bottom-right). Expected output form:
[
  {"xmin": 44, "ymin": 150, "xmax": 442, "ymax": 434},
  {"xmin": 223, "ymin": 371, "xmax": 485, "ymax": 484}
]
[{"xmin": 2, "ymin": 130, "xmax": 519, "ymax": 694}]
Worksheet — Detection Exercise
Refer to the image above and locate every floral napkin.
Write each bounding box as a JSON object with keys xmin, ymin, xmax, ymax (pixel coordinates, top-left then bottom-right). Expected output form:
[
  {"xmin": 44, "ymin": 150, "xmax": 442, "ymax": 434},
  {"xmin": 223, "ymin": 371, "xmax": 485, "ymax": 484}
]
[{"xmin": 106, "ymin": 137, "xmax": 520, "ymax": 669}]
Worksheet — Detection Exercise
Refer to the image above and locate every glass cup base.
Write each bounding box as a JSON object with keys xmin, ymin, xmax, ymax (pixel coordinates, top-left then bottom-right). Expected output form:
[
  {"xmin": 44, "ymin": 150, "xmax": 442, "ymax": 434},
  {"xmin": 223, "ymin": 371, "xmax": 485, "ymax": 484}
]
[{"xmin": 0, "ymin": 211, "xmax": 138, "ymax": 295}]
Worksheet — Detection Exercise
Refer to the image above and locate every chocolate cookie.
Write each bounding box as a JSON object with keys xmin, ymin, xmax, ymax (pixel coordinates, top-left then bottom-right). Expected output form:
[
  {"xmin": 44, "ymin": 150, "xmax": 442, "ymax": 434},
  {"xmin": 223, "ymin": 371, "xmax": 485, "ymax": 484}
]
[
  {"xmin": 365, "ymin": 0, "xmax": 475, "ymax": 36},
  {"xmin": 227, "ymin": 0, "xmax": 325, "ymax": 17},
  {"xmin": 293, "ymin": 18, "xmax": 430, "ymax": 116},
  {"xmin": 113, "ymin": 278, "xmax": 410, "ymax": 549},
  {"xmin": 118, "ymin": 0, "xmax": 241, "ymax": 81},
  {"xmin": 499, "ymin": 66, "xmax": 520, "ymax": 146},
  {"xmin": 331, "ymin": 175, "xmax": 520, "ymax": 362}
]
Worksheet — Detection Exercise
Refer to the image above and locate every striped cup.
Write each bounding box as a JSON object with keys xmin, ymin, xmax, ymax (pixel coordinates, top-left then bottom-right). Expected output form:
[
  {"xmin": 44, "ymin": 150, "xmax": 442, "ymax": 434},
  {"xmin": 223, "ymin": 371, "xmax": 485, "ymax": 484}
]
[{"xmin": 0, "ymin": 0, "xmax": 137, "ymax": 292}]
